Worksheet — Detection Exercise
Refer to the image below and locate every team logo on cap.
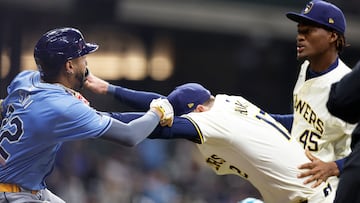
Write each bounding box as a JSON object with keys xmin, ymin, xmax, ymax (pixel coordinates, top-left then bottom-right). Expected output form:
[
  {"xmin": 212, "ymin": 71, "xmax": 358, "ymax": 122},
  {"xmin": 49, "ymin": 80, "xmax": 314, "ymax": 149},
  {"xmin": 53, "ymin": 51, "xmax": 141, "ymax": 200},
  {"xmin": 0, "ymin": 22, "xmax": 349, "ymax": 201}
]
[
  {"xmin": 303, "ymin": 2, "xmax": 314, "ymax": 14},
  {"xmin": 187, "ymin": 103, "xmax": 194, "ymax": 109},
  {"xmin": 328, "ymin": 18, "xmax": 334, "ymax": 24}
]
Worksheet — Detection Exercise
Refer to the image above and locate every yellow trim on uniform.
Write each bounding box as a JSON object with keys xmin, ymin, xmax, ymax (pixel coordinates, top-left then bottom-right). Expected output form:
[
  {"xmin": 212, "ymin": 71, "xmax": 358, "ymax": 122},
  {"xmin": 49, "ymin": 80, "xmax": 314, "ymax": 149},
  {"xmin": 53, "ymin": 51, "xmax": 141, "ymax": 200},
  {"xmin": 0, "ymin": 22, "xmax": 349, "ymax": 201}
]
[
  {"xmin": 0, "ymin": 183, "xmax": 38, "ymax": 194},
  {"xmin": 183, "ymin": 115, "xmax": 204, "ymax": 144}
]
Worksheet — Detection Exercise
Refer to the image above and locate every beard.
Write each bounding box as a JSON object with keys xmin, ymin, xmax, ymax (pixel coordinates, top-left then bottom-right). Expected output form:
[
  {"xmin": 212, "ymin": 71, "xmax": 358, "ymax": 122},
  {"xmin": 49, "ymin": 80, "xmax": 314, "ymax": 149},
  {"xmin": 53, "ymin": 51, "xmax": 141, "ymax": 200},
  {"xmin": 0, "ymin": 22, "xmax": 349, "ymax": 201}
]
[{"xmin": 74, "ymin": 68, "xmax": 88, "ymax": 91}]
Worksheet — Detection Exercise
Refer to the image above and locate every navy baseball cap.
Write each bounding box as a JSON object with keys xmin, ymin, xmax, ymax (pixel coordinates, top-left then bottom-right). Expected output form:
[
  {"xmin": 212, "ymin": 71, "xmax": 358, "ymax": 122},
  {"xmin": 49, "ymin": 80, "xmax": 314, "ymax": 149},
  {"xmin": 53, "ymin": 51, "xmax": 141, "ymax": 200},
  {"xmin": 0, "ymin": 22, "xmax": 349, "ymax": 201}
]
[
  {"xmin": 167, "ymin": 83, "xmax": 211, "ymax": 116},
  {"xmin": 286, "ymin": 0, "xmax": 346, "ymax": 34}
]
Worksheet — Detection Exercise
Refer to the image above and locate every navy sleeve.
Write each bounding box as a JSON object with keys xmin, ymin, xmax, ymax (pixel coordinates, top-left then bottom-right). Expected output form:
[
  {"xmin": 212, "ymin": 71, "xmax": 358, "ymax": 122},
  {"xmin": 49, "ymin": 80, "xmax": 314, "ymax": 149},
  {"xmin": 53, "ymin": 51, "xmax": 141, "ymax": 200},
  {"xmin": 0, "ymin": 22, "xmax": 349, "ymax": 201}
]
[
  {"xmin": 109, "ymin": 112, "xmax": 202, "ymax": 144},
  {"xmin": 270, "ymin": 114, "xmax": 293, "ymax": 133},
  {"xmin": 335, "ymin": 157, "xmax": 346, "ymax": 175},
  {"xmin": 327, "ymin": 61, "xmax": 360, "ymax": 124},
  {"xmin": 149, "ymin": 116, "xmax": 203, "ymax": 144},
  {"xmin": 108, "ymin": 84, "xmax": 165, "ymax": 111},
  {"xmin": 107, "ymin": 112, "xmax": 144, "ymax": 123}
]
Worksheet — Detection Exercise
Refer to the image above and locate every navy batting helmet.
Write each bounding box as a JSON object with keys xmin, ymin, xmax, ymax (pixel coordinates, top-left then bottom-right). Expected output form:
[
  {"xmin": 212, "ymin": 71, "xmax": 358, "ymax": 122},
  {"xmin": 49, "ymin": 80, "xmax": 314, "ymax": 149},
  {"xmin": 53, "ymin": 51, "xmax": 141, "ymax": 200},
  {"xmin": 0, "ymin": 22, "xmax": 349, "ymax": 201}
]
[{"xmin": 34, "ymin": 27, "xmax": 98, "ymax": 80}]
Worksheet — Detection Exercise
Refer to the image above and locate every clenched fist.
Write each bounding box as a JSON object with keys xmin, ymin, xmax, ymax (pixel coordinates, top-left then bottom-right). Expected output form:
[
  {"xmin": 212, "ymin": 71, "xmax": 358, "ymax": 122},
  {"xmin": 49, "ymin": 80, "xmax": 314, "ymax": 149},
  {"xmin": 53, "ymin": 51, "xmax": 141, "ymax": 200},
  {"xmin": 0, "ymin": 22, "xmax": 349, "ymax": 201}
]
[{"xmin": 150, "ymin": 98, "xmax": 174, "ymax": 127}]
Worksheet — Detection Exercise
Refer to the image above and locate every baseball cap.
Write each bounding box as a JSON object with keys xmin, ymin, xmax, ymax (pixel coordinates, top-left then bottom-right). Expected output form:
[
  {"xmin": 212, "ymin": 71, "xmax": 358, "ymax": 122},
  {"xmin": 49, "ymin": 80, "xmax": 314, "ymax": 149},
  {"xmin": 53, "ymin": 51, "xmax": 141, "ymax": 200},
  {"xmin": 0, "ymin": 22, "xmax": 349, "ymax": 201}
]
[
  {"xmin": 167, "ymin": 83, "xmax": 211, "ymax": 116},
  {"xmin": 286, "ymin": 0, "xmax": 346, "ymax": 34}
]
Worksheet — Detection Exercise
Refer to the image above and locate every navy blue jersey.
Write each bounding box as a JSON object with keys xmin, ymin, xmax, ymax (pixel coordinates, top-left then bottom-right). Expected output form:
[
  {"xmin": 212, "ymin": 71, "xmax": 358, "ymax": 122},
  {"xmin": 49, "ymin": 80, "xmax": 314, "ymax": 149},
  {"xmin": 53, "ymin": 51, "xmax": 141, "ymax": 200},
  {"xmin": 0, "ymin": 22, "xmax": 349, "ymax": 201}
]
[{"xmin": 0, "ymin": 71, "xmax": 112, "ymax": 190}]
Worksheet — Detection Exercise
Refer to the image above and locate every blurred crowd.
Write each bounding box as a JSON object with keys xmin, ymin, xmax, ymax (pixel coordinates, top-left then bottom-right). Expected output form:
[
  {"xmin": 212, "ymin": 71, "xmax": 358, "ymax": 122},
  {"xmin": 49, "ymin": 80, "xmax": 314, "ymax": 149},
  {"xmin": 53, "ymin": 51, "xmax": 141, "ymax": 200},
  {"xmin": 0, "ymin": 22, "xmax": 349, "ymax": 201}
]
[{"xmin": 47, "ymin": 138, "xmax": 261, "ymax": 203}]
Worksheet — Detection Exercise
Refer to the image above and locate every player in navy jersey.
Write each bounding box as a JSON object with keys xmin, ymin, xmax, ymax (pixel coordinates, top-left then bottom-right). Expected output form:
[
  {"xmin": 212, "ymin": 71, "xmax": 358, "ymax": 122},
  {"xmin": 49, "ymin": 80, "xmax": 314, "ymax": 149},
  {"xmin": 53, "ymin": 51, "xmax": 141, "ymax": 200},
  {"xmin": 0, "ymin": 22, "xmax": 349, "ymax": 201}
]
[
  {"xmin": 327, "ymin": 60, "xmax": 360, "ymax": 203},
  {"xmin": 0, "ymin": 27, "xmax": 174, "ymax": 202}
]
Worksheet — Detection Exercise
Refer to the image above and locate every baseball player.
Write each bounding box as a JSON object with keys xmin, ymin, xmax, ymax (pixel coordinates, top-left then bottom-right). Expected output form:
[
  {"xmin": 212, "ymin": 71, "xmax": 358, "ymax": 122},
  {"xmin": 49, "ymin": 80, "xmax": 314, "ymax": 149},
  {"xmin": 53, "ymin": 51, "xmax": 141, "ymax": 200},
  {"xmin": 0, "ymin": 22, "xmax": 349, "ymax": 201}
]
[
  {"xmin": 0, "ymin": 27, "xmax": 174, "ymax": 202},
  {"xmin": 84, "ymin": 77, "xmax": 337, "ymax": 203},
  {"xmin": 270, "ymin": 0, "xmax": 355, "ymax": 188}
]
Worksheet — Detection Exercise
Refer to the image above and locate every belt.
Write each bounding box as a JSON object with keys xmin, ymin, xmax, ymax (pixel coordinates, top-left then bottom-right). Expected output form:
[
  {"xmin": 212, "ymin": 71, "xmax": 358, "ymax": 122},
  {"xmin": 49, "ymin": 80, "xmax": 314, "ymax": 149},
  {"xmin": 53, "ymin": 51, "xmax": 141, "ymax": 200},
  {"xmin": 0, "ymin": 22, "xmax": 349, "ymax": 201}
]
[{"xmin": 0, "ymin": 183, "xmax": 38, "ymax": 194}]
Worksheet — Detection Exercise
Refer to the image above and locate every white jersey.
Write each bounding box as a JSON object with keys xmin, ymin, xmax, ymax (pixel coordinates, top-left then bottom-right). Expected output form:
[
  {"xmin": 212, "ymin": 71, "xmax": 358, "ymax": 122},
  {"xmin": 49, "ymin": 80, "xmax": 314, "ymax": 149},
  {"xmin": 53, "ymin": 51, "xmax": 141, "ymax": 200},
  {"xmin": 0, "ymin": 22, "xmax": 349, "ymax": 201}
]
[
  {"xmin": 186, "ymin": 94, "xmax": 335, "ymax": 203},
  {"xmin": 291, "ymin": 59, "xmax": 354, "ymax": 162}
]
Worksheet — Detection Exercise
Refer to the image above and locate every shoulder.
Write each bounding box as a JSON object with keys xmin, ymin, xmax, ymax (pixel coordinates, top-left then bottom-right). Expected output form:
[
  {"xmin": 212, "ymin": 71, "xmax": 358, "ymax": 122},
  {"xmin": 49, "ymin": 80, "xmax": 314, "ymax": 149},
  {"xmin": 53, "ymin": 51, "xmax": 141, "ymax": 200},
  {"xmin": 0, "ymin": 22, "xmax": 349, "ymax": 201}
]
[
  {"xmin": 16, "ymin": 70, "xmax": 38, "ymax": 78},
  {"xmin": 9, "ymin": 70, "xmax": 38, "ymax": 85},
  {"xmin": 214, "ymin": 94, "xmax": 253, "ymax": 107},
  {"xmin": 328, "ymin": 59, "xmax": 352, "ymax": 80},
  {"xmin": 300, "ymin": 60, "xmax": 310, "ymax": 70},
  {"xmin": 337, "ymin": 59, "xmax": 352, "ymax": 73},
  {"xmin": 7, "ymin": 71, "xmax": 41, "ymax": 94}
]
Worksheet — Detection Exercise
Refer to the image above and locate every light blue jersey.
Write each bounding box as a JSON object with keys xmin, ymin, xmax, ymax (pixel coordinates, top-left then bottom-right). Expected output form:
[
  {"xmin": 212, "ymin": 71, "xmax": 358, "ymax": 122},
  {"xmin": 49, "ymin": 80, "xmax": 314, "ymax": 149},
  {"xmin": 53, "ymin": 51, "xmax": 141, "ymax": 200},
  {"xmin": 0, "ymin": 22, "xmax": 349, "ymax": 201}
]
[{"xmin": 0, "ymin": 70, "xmax": 112, "ymax": 190}]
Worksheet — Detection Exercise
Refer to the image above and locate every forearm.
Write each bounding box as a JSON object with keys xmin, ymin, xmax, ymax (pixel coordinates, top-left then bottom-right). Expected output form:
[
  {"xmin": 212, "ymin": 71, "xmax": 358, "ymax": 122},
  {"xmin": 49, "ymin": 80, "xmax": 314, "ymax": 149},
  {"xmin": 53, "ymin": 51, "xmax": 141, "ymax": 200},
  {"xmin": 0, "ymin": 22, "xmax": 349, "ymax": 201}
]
[
  {"xmin": 149, "ymin": 116, "xmax": 202, "ymax": 144},
  {"xmin": 108, "ymin": 112, "xmax": 202, "ymax": 144},
  {"xmin": 84, "ymin": 73, "xmax": 164, "ymax": 110},
  {"xmin": 101, "ymin": 111, "xmax": 160, "ymax": 147},
  {"xmin": 108, "ymin": 84, "xmax": 164, "ymax": 111}
]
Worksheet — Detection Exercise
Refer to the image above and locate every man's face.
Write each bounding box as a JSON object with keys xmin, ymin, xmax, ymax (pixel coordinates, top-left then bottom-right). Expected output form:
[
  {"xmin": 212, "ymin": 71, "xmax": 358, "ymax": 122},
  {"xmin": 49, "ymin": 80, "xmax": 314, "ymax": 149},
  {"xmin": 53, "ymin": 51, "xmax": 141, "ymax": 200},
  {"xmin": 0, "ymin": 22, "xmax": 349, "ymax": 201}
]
[{"xmin": 296, "ymin": 23, "xmax": 334, "ymax": 60}]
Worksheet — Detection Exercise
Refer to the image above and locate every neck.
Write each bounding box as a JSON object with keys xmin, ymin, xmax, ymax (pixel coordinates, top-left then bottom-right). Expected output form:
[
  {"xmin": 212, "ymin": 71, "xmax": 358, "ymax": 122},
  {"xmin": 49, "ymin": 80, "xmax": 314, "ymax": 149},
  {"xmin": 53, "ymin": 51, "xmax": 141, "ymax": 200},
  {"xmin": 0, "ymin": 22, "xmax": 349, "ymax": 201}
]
[
  {"xmin": 43, "ymin": 75, "xmax": 74, "ymax": 90},
  {"xmin": 307, "ymin": 51, "xmax": 338, "ymax": 72},
  {"xmin": 58, "ymin": 78, "xmax": 73, "ymax": 90}
]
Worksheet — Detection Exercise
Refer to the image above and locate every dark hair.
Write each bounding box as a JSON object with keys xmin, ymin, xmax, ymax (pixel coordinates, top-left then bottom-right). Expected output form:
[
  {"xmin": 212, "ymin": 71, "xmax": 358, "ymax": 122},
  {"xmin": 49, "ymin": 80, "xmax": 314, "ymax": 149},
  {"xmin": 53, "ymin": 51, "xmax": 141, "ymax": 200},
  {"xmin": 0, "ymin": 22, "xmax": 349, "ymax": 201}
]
[
  {"xmin": 316, "ymin": 23, "xmax": 348, "ymax": 53},
  {"xmin": 336, "ymin": 34, "xmax": 348, "ymax": 53}
]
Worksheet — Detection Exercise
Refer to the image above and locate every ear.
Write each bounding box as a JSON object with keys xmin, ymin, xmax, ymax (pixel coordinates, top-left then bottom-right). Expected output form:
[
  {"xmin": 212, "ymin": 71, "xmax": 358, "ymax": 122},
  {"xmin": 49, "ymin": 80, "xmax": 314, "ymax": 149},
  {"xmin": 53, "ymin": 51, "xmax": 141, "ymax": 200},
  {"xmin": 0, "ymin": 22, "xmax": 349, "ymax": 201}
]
[
  {"xmin": 329, "ymin": 32, "xmax": 339, "ymax": 43},
  {"xmin": 65, "ymin": 60, "xmax": 74, "ymax": 74},
  {"xmin": 195, "ymin": 105, "xmax": 206, "ymax": 112}
]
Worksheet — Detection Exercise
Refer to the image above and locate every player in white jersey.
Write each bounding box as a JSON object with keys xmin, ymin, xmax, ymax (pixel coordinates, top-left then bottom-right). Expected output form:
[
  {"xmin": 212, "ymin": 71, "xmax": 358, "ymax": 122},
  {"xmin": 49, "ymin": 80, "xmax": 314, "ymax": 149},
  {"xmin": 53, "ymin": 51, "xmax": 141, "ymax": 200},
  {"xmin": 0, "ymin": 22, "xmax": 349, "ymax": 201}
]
[
  {"xmin": 291, "ymin": 60, "xmax": 353, "ymax": 162},
  {"xmin": 271, "ymin": 0, "xmax": 355, "ymax": 188},
  {"xmin": 185, "ymin": 93, "xmax": 335, "ymax": 203},
  {"xmin": 84, "ymin": 77, "xmax": 336, "ymax": 203}
]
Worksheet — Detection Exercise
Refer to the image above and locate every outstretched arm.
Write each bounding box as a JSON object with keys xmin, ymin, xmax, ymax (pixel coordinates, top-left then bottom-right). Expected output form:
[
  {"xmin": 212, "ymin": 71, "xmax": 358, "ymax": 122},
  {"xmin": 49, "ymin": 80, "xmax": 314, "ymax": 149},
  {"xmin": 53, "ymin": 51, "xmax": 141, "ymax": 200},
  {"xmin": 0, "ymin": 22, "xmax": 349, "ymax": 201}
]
[
  {"xmin": 85, "ymin": 73, "xmax": 164, "ymax": 111},
  {"xmin": 100, "ymin": 98, "xmax": 174, "ymax": 146},
  {"xmin": 108, "ymin": 112, "xmax": 202, "ymax": 144},
  {"xmin": 101, "ymin": 111, "xmax": 161, "ymax": 147}
]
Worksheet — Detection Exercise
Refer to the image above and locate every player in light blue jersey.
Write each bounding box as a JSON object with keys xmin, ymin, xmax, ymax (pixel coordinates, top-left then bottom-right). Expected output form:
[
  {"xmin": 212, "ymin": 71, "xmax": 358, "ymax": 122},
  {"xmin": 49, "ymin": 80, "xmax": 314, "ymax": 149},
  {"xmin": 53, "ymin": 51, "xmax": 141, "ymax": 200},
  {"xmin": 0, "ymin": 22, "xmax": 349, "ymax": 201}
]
[{"xmin": 0, "ymin": 27, "xmax": 174, "ymax": 203}]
